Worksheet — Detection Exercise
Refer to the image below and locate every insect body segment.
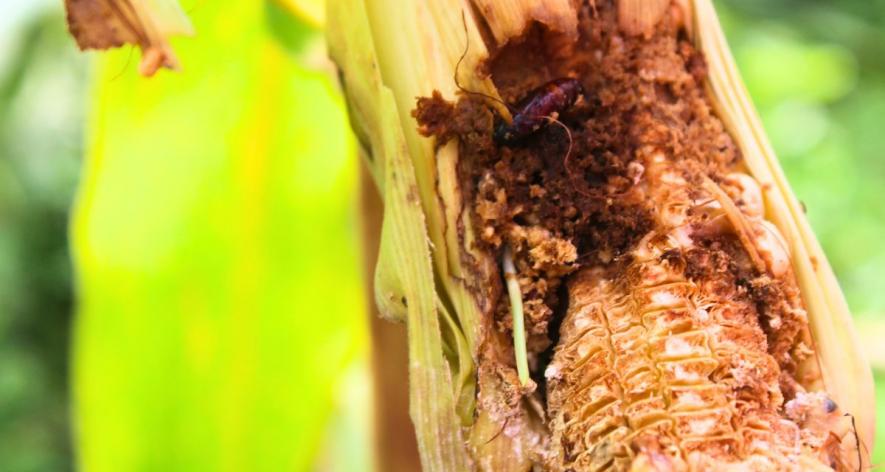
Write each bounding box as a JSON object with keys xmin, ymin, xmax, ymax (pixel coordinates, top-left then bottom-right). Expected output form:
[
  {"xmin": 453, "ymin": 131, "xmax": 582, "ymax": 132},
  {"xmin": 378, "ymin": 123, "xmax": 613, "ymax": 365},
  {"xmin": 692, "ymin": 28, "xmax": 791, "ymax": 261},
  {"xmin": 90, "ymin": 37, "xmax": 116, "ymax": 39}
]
[{"xmin": 494, "ymin": 78, "xmax": 583, "ymax": 144}]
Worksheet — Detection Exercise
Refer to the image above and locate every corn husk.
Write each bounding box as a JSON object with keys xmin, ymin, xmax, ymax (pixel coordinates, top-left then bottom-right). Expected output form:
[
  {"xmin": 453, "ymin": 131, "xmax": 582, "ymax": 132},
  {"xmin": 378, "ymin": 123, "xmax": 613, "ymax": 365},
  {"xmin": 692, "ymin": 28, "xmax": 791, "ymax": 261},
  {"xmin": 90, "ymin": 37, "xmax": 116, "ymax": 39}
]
[{"xmin": 327, "ymin": 0, "xmax": 875, "ymax": 469}]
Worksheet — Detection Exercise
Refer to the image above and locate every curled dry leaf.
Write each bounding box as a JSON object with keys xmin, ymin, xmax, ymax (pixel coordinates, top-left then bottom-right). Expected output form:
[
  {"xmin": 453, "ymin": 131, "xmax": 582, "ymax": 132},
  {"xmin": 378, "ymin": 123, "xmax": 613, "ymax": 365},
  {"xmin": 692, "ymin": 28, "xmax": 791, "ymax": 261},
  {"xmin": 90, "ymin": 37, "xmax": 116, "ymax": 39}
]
[{"xmin": 64, "ymin": 0, "xmax": 193, "ymax": 76}]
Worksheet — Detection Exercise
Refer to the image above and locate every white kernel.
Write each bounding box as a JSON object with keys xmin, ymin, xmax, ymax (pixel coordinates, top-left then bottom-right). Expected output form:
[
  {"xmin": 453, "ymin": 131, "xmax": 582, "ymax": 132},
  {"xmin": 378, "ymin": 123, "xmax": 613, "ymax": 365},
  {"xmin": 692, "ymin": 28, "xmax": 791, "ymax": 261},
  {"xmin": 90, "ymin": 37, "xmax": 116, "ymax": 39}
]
[
  {"xmin": 690, "ymin": 417, "xmax": 717, "ymax": 435},
  {"xmin": 666, "ymin": 337, "xmax": 693, "ymax": 357},
  {"xmin": 589, "ymin": 385, "xmax": 611, "ymax": 401},
  {"xmin": 577, "ymin": 342, "xmax": 590, "ymax": 358},
  {"xmin": 674, "ymin": 365, "xmax": 698, "ymax": 381},
  {"xmin": 545, "ymin": 363, "xmax": 561, "ymax": 380},
  {"xmin": 671, "ymin": 226, "xmax": 694, "ymax": 248},
  {"xmin": 652, "ymin": 290, "xmax": 680, "ymax": 307},
  {"xmin": 661, "ymin": 172, "xmax": 686, "ymax": 185},
  {"xmin": 678, "ymin": 392, "xmax": 703, "ymax": 407},
  {"xmin": 754, "ymin": 220, "xmax": 791, "ymax": 277}
]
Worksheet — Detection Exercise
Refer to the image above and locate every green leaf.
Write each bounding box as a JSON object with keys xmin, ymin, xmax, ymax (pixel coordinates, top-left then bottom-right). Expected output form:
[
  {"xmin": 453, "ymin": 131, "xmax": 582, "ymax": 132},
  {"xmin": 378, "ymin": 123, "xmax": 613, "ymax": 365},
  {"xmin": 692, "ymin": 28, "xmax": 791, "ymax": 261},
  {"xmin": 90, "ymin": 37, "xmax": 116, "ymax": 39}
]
[{"xmin": 71, "ymin": 1, "xmax": 365, "ymax": 470}]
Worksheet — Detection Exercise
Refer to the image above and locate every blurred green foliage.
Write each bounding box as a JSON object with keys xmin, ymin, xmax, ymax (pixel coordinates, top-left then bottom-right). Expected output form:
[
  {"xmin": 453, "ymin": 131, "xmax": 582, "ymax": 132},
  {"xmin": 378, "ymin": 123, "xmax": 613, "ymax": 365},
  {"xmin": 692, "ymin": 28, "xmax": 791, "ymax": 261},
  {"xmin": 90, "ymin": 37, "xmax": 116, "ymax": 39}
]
[
  {"xmin": 70, "ymin": 1, "xmax": 367, "ymax": 471},
  {"xmin": 0, "ymin": 0, "xmax": 883, "ymax": 470},
  {"xmin": 0, "ymin": 8, "xmax": 87, "ymax": 471}
]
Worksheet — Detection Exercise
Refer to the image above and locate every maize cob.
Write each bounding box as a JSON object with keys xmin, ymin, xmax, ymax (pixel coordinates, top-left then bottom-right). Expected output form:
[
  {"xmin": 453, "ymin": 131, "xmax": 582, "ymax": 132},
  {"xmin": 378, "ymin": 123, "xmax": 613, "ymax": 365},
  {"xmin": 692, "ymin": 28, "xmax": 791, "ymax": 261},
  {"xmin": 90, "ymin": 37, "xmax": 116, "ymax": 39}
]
[
  {"xmin": 545, "ymin": 155, "xmax": 852, "ymax": 470},
  {"xmin": 327, "ymin": 0, "xmax": 874, "ymax": 470}
]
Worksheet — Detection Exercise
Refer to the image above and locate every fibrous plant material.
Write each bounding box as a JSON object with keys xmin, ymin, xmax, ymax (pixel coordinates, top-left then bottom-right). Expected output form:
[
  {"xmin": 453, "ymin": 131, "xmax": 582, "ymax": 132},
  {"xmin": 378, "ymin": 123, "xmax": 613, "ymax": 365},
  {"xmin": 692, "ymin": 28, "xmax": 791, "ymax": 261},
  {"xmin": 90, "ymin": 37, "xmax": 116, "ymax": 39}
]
[
  {"xmin": 328, "ymin": 0, "xmax": 874, "ymax": 470},
  {"xmin": 64, "ymin": 0, "xmax": 193, "ymax": 76}
]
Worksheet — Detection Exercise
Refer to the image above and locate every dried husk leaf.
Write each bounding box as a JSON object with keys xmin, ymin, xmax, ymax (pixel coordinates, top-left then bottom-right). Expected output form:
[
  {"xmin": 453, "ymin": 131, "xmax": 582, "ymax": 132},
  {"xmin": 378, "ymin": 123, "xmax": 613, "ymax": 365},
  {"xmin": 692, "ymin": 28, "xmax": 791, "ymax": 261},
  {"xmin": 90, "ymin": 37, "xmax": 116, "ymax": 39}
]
[
  {"xmin": 64, "ymin": 0, "xmax": 193, "ymax": 75},
  {"xmin": 328, "ymin": 4, "xmax": 470, "ymax": 471},
  {"xmin": 691, "ymin": 0, "xmax": 875, "ymax": 460},
  {"xmin": 328, "ymin": 0, "xmax": 487, "ymax": 468}
]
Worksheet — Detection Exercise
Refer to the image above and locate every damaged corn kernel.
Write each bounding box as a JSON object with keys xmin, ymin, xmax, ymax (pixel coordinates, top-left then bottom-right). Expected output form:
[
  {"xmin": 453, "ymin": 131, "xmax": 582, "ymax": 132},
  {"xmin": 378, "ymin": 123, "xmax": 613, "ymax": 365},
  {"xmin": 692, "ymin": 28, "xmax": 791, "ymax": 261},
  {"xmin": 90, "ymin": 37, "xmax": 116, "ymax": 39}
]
[{"xmin": 545, "ymin": 150, "xmax": 857, "ymax": 471}]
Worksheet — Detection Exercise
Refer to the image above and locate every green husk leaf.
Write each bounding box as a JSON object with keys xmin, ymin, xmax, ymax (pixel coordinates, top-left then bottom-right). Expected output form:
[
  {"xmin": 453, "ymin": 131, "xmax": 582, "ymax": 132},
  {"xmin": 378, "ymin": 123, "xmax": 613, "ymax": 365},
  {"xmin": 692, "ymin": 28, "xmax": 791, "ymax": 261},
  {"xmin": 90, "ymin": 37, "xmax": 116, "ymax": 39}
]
[{"xmin": 328, "ymin": 0, "xmax": 472, "ymax": 469}]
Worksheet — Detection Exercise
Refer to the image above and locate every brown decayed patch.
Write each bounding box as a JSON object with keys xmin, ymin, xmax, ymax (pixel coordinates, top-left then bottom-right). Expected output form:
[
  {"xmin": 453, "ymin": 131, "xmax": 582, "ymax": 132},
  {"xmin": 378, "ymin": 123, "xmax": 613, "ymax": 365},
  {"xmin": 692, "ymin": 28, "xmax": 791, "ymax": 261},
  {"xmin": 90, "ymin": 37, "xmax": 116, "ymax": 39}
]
[{"xmin": 413, "ymin": 0, "xmax": 739, "ymax": 366}]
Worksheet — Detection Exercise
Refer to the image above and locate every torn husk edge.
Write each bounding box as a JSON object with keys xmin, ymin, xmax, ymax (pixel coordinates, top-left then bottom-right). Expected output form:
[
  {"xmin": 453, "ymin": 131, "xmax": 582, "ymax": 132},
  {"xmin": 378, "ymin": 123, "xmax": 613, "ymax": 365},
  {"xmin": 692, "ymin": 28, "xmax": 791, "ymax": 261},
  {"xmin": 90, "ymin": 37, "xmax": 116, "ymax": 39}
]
[{"xmin": 327, "ymin": 0, "xmax": 875, "ymax": 469}]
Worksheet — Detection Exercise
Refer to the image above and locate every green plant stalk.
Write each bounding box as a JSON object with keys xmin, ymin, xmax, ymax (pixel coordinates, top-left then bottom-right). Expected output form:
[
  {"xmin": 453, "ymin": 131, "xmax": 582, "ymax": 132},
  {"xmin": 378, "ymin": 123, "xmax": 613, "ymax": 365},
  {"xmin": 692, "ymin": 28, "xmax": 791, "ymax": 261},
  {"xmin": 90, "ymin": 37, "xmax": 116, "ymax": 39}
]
[{"xmin": 503, "ymin": 246, "xmax": 529, "ymax": 387}]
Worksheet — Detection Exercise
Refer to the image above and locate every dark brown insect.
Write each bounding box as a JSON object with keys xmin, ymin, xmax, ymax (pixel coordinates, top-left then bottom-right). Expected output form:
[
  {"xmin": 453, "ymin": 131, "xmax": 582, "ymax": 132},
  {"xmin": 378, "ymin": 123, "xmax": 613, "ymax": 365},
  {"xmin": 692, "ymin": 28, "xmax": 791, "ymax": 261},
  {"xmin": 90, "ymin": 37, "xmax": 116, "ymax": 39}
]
[
  {"xmin": 452, "ymin": 11, "xmax": 583, "ymax": 145},
  {"xmin": 452, "ymin": 11, "xmax": 585, "ymax": 193},
  {"xmin": 493, "ymin": 78, "xmax": 583, "ymax": 144}
]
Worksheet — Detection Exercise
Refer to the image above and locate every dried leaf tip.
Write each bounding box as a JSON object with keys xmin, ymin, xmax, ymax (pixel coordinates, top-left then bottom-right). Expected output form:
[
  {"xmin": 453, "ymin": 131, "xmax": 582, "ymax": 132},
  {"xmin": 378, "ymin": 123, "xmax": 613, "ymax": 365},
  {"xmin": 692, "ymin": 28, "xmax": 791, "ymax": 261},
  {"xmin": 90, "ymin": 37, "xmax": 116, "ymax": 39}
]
[{"xmin": 64, "ymin": 0, "xmax": 194, "ymax": 77}]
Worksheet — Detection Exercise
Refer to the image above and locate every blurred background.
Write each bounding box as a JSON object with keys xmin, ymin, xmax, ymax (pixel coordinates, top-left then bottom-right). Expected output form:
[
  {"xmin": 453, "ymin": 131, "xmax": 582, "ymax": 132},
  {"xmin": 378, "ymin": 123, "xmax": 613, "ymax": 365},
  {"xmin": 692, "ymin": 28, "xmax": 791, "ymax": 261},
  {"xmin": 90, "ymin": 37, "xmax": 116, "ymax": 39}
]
[{"xmin": 0, "ymin": 0, "xmax": 882, "ymax": 470}]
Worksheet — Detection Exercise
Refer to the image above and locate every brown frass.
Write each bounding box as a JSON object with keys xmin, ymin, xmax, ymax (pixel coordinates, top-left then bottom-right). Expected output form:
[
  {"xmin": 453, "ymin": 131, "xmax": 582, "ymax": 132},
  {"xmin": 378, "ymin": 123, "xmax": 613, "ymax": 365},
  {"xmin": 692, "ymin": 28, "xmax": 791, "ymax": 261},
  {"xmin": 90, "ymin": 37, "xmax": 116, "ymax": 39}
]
[{"xmin": 413, "ymin": 1, "xmax": 743, "ymax": 361}]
